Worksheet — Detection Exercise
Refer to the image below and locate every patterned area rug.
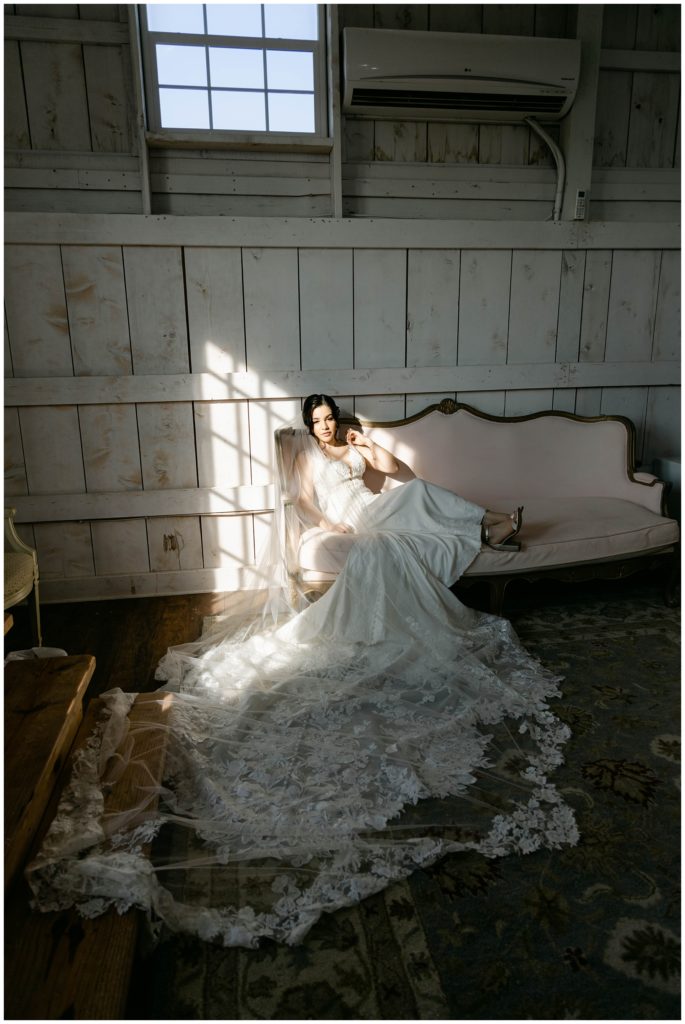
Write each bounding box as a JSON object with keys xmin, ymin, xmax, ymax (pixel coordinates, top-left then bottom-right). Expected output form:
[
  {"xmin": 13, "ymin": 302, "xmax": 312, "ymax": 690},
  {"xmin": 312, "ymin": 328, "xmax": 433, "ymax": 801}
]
[{"xmin": 127, "ymin": 576, "xmax": 680, "ymax": 1020}]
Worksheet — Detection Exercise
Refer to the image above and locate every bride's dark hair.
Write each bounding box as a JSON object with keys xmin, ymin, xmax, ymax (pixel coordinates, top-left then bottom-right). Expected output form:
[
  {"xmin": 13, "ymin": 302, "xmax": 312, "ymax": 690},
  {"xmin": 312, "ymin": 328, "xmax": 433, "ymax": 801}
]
[{"xmin": 302, "ymin": 393, "xmax": 341, "ymax": 435}]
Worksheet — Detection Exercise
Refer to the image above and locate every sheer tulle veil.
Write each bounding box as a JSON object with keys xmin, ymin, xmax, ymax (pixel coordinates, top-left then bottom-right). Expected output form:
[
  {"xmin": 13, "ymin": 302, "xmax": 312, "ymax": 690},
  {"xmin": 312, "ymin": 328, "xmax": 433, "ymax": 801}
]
[{"xmin": 26, "ymin": 401, "xmax": 579, "ymax": 947}]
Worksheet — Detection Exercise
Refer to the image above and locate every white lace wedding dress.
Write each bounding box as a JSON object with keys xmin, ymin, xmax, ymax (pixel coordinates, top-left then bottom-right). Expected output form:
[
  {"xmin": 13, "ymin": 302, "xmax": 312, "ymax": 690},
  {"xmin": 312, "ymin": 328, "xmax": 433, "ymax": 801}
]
[{"xmin": 27, "ymin": 440, "xmax": 578, "ymax": 947}]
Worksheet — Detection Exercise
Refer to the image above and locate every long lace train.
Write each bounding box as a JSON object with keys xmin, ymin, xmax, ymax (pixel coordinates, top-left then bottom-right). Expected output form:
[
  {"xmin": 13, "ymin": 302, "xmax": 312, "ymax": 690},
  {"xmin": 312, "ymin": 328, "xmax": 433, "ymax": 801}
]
[{"xmin": 27, "ymin": 521, "xmax": 579, "ymax": 947}]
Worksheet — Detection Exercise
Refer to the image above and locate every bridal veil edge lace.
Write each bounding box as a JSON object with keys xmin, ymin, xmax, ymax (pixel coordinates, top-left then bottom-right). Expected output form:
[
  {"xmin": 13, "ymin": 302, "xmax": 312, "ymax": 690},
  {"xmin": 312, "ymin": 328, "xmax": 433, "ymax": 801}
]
[{"xmin": 26, "ymin": 419, "xmax": 579, "ymax": 948}]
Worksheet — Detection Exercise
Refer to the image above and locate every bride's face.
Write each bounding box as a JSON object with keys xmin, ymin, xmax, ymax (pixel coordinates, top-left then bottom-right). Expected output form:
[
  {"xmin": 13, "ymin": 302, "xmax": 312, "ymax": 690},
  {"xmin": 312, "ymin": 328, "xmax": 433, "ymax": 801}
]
[{"xmin": 311, "ymin": 404, "xmax": 337, "ymax": 444}]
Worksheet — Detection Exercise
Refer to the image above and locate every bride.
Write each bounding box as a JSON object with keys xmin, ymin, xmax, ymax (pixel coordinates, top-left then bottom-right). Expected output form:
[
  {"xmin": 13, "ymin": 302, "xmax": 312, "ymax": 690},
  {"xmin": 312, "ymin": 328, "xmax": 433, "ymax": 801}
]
[{"xmin": 27, "ymin": 394, "xmax": 578, "ymax": 948}]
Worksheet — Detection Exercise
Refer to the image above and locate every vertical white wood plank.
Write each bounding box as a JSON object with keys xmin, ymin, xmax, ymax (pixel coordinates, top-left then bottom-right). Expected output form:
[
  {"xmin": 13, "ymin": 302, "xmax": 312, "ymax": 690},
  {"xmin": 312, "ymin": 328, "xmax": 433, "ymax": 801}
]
[
  {"xmin": 21, "ymin": 41, "xmax": 91, "ymax": 150},
  {"xmin": 137, "ymin": 403, "xmax": 197, "ymax": 490},
  {"xmin": 429, "ymin": 5, "xmax": 482, "ymax": 32},
  {"xmin": 508, "ymin": 250, "xmax": 561, "ymax": 364},
  {"xmin": 636, "ymin": 3, "xmax": 680, "ymax": 49},
  {"xmin": 534, "ymin": 4, "xmax": 575, "ymax": 37},
  {"xmin": 185, "ymin": 247, "xmax": 246, "ymax": 373},
  {"xmin": 248, "ymin": 398, "xmax": 301, "ymax": 486},
  {"xmin": 504, "ymin": 390, "xmax": 555, "ymax": 416},
  {"xmin": 601, "ymin": 4, "xmax": 637, "ymax": 47},
  {"xmin": 374, "ymin": 121, "xmax": 427, "ymax": 162},
  {"xmin": 146, "ymin": 517, "xmax": 204, "ymax": 573},
  {"xmin": 627, "ymin": 72, "xmax": 680, "ymax": 169},
  {"xmin": 574, "ymin": 389, "xmax": 603, "ymax": 418},
  {"xmin": 62, "ymin": 245, "xmax": 132, "ymax": 375},
  {"xmin": 5, "ymin": 41, "xmax": 30, "ymax": 148},
  {"xmin": 479, "ymin": 126, "xmax": 529, "ymax": 165},
  {"xmin": 579, "ymin": 251, "xmax": 612, "ymax": 362},
  {"xmin": 201, "ymin": 514, "xmax": 254, "ymax": 570},
  {"xmin": 124, "ymin": 247, "xmax": 190, "ymax": 373},
  {"xmin": 338, "ymin": 4, "xmax": 374, "ymax": 28},
  {"xmin": 483, "ymin": 5, "xmax": 535, "ymax": 34},
  {"xmin": 456, "ymin": 391, "xmax": 506, "ymax": 417},
  {"xmin": 299, "ymin": 249, "xmax": 353, "ymax": 371},
  {"xmin": 33, "ymin": 522, "xmax": 95, "ymax": 579},
  {"xmin": 91, "ymin": 519, "xmax": 150, "ymax": 576},
  {"xmin": 405, "ymin": 392, "xmax": 455, "ymax": 417},
  {"xmin": 427, "ymin": 124, "xmax": 479, "ymax": 164},
  {"xmin": 5, "ymin": 245, "xmax": 73, "ymax": 376},
  {"xmin": 194, "ymin": 400, "xmax": 252, "ymax": 487},
  {"xmin": 406, "ymin": 250, "xmax": 460, "ymax": 366},
  {"xmin": 355, "ymin": 394, "xmax": 406, "ymax": 422},
  {"xmin": 83, "ymin": 44, "xmax": 135, "ymax": 153},
  {"xmin": 4, "ymin": 408, "xmax": 28, "ymax": 496},
  {"xmin": 552, "ymin": 389, "xmax": 577, "ymax": 413},
  {"xmin": 593, "ymin": 70, "xmax": 631, "ymax": 167},
  {"xmin": 79, "ymin": 404, "xmax": 143, "ymax": 492},
  {"xmin": 556, "ymin": 251, "xmax": 586, "ymax": 363},
  {"xmin": 373, "ymin": 6, "xmax": 429, "ymax": 30},
  {"xmin": 600, "ymin": 386, "xmax": 649, "ymax": 465},
  {"xmin": 343, "ymin": 120, "xmax": 375, "ymax": 162},
  {"xmin": 605, "ymin": 250, "xmax": 660, "ymax": 362},
  {"xmin": 643, "ymin": 386, "xmax": 681, "ymax": 466},
  {"xmin": 458, "ymin": 251, "xmax": 511, "ymax": 366},
  {"xmin": 243, "ymin": 248, "xmax": 300, "ymax": 370},
  {"xmin": 652, "ymin": 251, "xmax": 680, "ymax": 361},
  {"xmin": 354, "ymin": 250, "xmax": 406, "ymax": 369},
  {"xmin": 19, "ymin": 406, "xmax": 86, "ymax": 494}
]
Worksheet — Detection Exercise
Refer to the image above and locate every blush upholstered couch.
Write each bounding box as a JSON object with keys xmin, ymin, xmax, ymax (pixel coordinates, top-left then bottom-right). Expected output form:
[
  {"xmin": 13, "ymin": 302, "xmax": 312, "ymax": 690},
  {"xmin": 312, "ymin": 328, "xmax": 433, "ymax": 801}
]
[{"xmin": 278, "ymin": 400, "xmax": 679, "ymax": 614}]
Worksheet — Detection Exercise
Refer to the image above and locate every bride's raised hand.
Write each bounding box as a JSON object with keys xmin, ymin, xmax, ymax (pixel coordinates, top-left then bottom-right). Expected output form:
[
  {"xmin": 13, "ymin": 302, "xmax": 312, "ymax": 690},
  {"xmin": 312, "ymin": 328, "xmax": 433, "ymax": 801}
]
[{"xmin": 345, "ymin": 428, "xmax": 369, "ymax": 448}]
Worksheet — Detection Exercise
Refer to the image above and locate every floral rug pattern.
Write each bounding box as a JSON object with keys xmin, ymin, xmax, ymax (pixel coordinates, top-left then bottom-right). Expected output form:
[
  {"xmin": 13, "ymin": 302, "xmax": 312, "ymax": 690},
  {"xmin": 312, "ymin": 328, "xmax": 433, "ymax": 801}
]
[{"xmin": 128, "ymin": 577, "xmax": 680, "ymax": 1020}]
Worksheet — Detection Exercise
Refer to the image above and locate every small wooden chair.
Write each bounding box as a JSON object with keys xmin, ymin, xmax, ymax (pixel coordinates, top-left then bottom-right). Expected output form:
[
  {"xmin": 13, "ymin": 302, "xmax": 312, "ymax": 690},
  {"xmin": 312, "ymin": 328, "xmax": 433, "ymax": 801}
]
[{"xmin": 4, "ymin": 507, "xmax": 42, "ymax": 647}]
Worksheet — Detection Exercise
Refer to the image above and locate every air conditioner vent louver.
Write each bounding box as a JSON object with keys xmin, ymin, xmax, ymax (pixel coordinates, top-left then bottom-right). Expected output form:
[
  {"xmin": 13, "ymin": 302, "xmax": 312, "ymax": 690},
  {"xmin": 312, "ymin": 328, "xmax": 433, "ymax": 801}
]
[
  {"xmin": 342, "ymin": 28, "xmax": 581, "ymax": 124},
  {"xmin": 349, "ymin": 88, "xmax": 566, "ymax": 114}
]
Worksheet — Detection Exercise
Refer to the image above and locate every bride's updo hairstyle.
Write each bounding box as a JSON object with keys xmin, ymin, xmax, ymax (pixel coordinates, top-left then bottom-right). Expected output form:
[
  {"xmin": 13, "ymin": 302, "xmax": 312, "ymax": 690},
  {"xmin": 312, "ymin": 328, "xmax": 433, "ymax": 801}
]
[{"xmin": 302, "ymin": 393, "xmax": 341, "ymax": 436}]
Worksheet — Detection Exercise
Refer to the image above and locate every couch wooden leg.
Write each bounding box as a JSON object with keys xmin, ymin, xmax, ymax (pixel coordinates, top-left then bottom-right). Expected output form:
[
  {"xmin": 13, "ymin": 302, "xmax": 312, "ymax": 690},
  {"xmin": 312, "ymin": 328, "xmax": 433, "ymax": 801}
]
[{"xmin": 489, "ymin": 578, "xmax": 509, "ymax": 616}]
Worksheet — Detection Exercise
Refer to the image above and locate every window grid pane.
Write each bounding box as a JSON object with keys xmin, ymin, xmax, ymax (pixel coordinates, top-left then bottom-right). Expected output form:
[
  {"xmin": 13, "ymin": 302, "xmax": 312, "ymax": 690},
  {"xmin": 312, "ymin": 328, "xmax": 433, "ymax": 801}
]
[{"xmin": 145, "ymin": 3, "xmax": 321, "ymax": 134}]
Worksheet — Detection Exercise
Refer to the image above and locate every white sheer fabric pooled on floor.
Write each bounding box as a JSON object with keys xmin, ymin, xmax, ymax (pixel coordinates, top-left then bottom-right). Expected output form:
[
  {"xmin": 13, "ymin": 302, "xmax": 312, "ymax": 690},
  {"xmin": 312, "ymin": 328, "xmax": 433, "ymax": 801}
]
[{"xmin": 27, "ymin": 427, "xmax": 579, "ymax": 947}]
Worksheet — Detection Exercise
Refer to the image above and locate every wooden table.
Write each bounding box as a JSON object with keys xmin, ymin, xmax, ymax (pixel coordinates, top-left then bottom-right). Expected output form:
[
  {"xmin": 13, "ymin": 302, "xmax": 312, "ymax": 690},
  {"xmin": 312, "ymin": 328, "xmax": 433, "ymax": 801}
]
[
  {"xmin": 5, "ymin": 654, "xmax": 96, "ymax": 889},
  {"xmin": 4, "ymin": 687, "xmax": 171, "ymax": 1020}
]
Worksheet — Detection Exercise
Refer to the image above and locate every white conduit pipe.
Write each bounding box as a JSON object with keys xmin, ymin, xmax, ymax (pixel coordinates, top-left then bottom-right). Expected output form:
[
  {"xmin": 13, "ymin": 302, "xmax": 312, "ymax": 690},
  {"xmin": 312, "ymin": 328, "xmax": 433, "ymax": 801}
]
[{"xmin": 525, "ymin": 116, "xmax": 565, "ymax": 222}]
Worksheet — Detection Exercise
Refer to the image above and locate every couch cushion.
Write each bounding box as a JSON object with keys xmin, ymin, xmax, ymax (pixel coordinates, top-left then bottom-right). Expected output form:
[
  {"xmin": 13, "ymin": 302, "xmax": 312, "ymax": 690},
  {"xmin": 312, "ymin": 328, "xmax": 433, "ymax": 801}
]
[{"xmin": 298, "ymin": 497, "xmax": 678, "ymax": 581}]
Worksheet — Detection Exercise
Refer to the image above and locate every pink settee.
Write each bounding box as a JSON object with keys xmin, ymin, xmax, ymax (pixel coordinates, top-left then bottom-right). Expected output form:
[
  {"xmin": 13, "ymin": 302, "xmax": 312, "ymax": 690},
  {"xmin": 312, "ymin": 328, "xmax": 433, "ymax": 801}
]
[{"xmin": 280, "ymin": 400, "xmax": 679, "ymax": 613}]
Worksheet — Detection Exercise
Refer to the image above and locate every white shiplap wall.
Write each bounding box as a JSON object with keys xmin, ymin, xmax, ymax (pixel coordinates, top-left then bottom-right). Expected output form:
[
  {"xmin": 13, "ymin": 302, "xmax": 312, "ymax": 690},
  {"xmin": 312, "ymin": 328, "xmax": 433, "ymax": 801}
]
[
  {"xmin": 5, "ymin": 214, "xmax": 680, "ymax": 602},
  {"xmin": 3, "ymin": 5, "xmax": 681, "ymax": 601}
]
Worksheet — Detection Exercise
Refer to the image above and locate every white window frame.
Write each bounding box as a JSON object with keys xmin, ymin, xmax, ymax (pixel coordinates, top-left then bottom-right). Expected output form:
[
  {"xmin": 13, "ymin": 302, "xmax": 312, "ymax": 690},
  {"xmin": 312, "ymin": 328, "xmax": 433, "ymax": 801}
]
[{"xmin": 138, "ymin": 4, "xmax": 329, "ymax": 147}]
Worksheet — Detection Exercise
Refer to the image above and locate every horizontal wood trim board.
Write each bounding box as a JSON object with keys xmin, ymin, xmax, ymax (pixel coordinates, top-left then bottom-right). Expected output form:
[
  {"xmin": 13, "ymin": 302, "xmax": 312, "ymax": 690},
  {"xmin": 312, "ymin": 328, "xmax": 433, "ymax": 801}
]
[
  {"xmin": 5, "ymin": 14, "xmax": 130, "ymax": 45},
  {"xmin": 13, "ymin": 485, "xmax": 275, "ymax": 524},
  {"xmin": 148, "ymin": 175, "xmax": 331, "ymax": 197},
  {"xmin": 5, "ymin": 169, "xmax": 142, "ymax": 191},
  {"xmin": 5, "ymin": 363, "xmax": 680, "ymax": 407},
  {"xmin": 344, "ymin": 179, "xmax": 557, "ymax": 201},
  {"xmin": 8, "ymin": 154, "xmax": 677, "ymax": 189},
  {"xmin": 40, "ymin": 568, "xmax": 258, "ymax": 604},
  {"xmin": 5, "ymin": 214, "xmax": 680, "ymax": 249}
]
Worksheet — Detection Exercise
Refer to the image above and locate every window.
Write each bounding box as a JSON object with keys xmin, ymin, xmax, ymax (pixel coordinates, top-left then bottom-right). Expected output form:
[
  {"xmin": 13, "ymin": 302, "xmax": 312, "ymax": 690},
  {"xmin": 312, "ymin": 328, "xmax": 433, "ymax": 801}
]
[{"xmin": 140, "ymin": 4, "xmax": 325, "ymax": 136}]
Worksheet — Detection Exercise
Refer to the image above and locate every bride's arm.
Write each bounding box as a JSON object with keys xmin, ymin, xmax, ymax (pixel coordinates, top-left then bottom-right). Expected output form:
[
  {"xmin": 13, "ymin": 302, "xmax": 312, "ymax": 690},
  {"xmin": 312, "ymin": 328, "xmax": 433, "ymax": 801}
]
[{"xmin": 345, "ymin": 429, "xmax": 399, "ymax": 474}]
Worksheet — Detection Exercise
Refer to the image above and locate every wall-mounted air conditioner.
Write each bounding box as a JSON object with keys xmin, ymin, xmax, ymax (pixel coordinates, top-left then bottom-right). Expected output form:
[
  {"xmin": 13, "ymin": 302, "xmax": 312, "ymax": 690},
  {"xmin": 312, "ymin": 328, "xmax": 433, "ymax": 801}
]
[{"xmin": 342, "ymin": 28, "xmax": 581, "ymax": 123}]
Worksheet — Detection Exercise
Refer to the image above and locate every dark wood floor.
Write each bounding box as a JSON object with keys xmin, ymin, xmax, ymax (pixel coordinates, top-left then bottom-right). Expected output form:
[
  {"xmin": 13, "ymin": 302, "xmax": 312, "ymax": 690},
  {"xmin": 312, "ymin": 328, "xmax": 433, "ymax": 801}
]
[
  {"xmin": 5, "ymin": 592, "xmax": 240, "ymax": 702},
  {"xmin": 5, "ymin": 566, "xmax": 675, "ymax": 706}
]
